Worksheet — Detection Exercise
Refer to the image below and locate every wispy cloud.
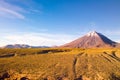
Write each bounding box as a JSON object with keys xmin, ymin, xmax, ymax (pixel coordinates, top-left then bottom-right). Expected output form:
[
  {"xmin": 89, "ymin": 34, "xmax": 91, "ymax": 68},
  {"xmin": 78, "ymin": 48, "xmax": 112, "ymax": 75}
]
[
  {"xmin": 0, "ymin": 0, "xmax": 42, "ymax": 19},
  {"xmin": 98, "ymin": 30, "xmax": 120, "ymax": 36},
  {"xmin": 0, "ymin": 7, "xmax": 25, "ymax": 19},
  {"xmin": 0, "ymin": 32, "xmax": 77, "ymax": 46},
  {"xmin": 0, "ymin": 0, "xmax": 25, "ymax": 19},
  {"xmin": 89, "ymin": 22, "xmax": 98, "ymax": 31},
  {"xmin": 90, "ymin": 22, "xmax": 96, "ymax": 27},
  {"xmin": 0, "ymin": 30, "xmax": 120, "ymax": 46}
]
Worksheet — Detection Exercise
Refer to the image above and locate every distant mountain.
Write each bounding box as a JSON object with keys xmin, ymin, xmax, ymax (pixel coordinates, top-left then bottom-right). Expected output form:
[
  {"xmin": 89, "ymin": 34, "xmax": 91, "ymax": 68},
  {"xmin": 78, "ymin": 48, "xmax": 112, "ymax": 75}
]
[
  {"xmin": 31, "ymin": 46, "xmax": 49, "ymax": 48},
  {"xmin": 1, "ymin": 44, "xmax": 31, "ymax": 48},
  {"xmin": 60, "ymin": 31, "xmax": 118, "ymax": 48},
  {"xmin": 1, "ymin": 44, "xmax": 49, "ymax": 48}
]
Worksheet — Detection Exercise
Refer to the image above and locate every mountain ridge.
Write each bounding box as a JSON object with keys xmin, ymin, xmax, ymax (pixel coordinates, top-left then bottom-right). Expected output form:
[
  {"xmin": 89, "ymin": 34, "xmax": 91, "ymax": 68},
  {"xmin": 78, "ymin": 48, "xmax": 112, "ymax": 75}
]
[{"xmin": 0, "ymin": 44, "xmax": 49, "ymax": 48}]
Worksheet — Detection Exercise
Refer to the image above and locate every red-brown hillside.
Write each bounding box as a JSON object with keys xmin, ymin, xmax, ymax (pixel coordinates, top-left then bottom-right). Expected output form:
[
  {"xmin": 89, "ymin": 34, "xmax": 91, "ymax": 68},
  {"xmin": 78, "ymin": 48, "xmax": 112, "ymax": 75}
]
[{"xmin": 60, "ymin": 31, "xmax": 117, "ymax": 48}]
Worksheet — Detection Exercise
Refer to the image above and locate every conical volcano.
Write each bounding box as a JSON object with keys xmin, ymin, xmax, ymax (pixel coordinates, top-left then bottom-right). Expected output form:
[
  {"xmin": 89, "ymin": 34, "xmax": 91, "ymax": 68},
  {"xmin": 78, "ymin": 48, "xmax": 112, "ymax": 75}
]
[{"xmin": 60, "ymin": 31, "xmax": 117, "ymax": 48}]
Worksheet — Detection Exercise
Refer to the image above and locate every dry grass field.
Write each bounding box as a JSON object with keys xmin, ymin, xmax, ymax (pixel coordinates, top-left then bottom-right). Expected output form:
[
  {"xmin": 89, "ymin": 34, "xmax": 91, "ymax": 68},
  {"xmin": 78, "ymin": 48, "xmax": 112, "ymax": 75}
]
[{"xmin": 0, "ymin": 48, "xmax": 120, "ymax": 80}]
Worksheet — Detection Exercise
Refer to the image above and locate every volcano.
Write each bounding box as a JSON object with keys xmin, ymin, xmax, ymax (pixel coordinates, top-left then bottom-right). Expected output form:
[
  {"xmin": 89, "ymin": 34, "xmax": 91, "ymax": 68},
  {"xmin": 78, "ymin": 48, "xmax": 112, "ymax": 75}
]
[{"xmin": 60, "ymin": 31, "xmax": 118, "ymax": 48}]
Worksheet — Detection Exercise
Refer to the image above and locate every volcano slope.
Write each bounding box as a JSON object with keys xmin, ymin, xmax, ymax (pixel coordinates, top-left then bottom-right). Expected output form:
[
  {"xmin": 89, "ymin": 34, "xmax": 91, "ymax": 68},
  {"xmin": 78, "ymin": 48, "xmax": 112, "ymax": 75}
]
[
  {"xmin": 0, "ymin": 48, "xmax": 120, "ymax": 80},
  {"xmin": 60, "ymin": 31, "xmax": 118, "ymax": 48}
]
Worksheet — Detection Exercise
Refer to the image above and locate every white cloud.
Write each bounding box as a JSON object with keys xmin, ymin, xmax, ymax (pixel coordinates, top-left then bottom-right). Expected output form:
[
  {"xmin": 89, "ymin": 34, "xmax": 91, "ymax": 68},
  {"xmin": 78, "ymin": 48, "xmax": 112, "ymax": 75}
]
[
  {"xmin": 0, "ymin": 33, "xmax": 77, "ymax": 47},
  {"xmin": 1, "ymin": 30, "xmax": 120, "ymax": 47},
  {"xmin": 103, "ymin": 30, "xmax": 120, "ymax": 35},
  {"xmin": 0, "ymin": 0, "xmax": 25, "ymax": 19},
  {"xmin": 0, "ymin": 0, "xmax": 42, "ymax": 19},
  {"xmin": 90, "ymin": 22, "xmax": 96, "ymax": 27},
  {"xmin": 0, "ymin": 7, "xmax": 25, "ymax": 19}
]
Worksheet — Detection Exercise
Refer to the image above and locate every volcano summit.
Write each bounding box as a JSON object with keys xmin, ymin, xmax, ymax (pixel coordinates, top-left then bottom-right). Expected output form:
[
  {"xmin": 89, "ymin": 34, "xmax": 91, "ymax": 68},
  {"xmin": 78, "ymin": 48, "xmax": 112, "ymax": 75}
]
[{"xmin": 60, "ymin": 31, "xmax": 118, "ymax": 48}]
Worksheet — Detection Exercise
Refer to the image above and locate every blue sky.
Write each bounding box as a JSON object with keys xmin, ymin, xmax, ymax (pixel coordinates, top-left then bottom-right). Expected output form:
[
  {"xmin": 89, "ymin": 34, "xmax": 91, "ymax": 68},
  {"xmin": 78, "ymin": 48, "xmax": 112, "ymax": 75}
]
[{"xmin": 0, "ymin": 0, "xmax": 120, "ymax": 46}]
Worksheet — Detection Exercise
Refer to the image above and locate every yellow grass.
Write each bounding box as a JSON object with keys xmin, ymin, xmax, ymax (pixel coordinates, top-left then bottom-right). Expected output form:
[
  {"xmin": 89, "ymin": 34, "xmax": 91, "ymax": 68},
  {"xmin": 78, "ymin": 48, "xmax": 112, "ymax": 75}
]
[{"xmin": 0, "ymin": 48, "xmax": 120, "ymax": 80}]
